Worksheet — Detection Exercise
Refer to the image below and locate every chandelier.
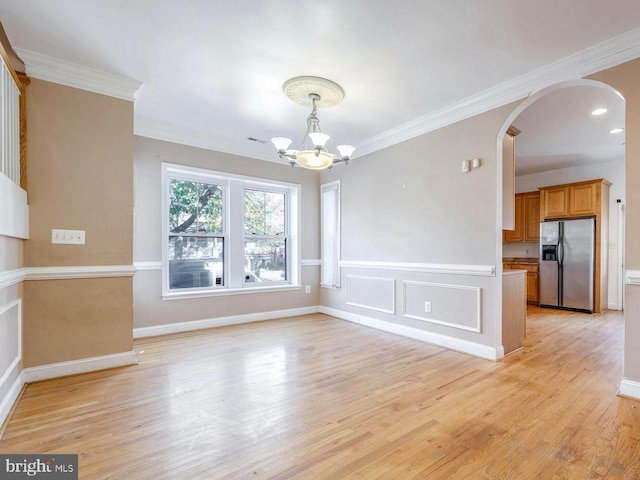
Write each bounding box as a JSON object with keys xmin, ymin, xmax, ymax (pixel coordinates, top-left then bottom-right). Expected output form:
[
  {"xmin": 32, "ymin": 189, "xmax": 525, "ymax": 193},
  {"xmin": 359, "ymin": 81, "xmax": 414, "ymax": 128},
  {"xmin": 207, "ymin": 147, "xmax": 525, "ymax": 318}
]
[{"xmin": 271, "ymin": 76, "xmax": 355, "ymax": 170}]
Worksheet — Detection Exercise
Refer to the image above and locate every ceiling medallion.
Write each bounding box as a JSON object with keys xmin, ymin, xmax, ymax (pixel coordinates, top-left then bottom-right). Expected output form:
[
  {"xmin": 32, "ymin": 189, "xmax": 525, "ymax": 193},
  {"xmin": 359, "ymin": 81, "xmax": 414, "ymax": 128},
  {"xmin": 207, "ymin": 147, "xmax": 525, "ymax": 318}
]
[{"xmin": 272, "ymin": 76, "xmax": 354, "ymax": 170}]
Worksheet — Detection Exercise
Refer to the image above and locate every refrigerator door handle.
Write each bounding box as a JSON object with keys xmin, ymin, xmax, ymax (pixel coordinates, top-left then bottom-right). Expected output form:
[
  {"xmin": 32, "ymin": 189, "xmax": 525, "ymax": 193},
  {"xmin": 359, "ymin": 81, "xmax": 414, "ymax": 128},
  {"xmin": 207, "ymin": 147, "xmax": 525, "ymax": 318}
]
[{"xmin": 557, "ymin": 241, "xmax": 564, "ymax": 265}]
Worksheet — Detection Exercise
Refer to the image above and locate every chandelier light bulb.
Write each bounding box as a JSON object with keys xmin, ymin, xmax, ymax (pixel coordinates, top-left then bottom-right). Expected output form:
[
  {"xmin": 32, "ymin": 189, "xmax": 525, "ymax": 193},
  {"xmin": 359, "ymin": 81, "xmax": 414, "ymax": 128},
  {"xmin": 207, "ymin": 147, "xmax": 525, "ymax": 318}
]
[
  {"xmin": 337, "ymin": 145, "xmax": 356, "ymax": 159},
  {"xmin": 309, "ymin": 132, "xmax": 330, "ymax": 148},
  {"xmin": 271, "ymin": 137, "xmax": 292, "ymax": 152}
]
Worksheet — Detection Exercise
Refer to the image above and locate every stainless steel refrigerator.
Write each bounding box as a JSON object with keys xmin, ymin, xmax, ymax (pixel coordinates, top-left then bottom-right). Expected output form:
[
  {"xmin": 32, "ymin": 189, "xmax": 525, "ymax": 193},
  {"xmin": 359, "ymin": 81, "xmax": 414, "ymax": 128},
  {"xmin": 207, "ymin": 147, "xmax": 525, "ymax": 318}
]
[{"xmin": 539, "ymin": 218, "xmax": 595, "ymax": 313}]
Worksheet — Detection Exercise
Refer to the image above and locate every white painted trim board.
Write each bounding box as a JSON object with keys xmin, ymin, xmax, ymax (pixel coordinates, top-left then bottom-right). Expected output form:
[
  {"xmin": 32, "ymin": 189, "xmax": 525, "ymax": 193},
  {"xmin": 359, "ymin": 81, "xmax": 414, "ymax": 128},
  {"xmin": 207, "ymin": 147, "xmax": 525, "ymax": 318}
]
[
  {"xmin": 134, "ymin": 306, "xmax": 320, "ymax": 339},
  {"xmin": 16, "ymin": 48, "xmax": 142, "ymax": 101},
  {"xmin": 22, "ymin": 351, "xmax": 137, "ymax": 383},
  {"xmin": 626, "ymin": 270, "xmax": 640, "ymax": 285},
  {"xmin": 319, "ymin": 306, "xmax": 503, "ymax": 361},
  {"xmin": 619, "ymin": 379, "xmax": 640, "ymax": 400},
  {"xmin": 340, "ymin": 260, "xmax": 495, "ymax": 277},
  {"xmin": 0, "ymin": 373, "xmax": 24, "ymax": 433}
]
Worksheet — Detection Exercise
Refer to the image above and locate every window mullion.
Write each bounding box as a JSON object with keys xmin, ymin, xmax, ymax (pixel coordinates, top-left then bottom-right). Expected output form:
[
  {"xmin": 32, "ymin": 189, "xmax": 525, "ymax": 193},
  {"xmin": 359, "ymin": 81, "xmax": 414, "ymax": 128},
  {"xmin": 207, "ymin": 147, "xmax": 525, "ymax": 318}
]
[{"xmin": 228, "ymin": 181, "xmax": 245, "ymax": 288}]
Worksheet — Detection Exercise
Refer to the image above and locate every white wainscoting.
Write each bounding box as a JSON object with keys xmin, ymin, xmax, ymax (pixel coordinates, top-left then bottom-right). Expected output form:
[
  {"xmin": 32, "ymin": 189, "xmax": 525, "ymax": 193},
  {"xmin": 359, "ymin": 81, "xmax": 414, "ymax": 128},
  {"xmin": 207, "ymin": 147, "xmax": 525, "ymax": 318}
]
[
  {"xmin": 320, "ymin": 306, "xmax": 503, "ymax": 361},
  {"xmin": 403, "ymin": 280, "xmax": 481, "ymax": 333},
  {"xmin": 0, "ymin": 174, "xmax": 29, "ymax": 240},
  {"xmin": 345, "ymin": 275, "xmax": 395, "ymax": 314},
  {"xmin": 0, "ymin": 299, "xmax": 22, "ymax": 428}
]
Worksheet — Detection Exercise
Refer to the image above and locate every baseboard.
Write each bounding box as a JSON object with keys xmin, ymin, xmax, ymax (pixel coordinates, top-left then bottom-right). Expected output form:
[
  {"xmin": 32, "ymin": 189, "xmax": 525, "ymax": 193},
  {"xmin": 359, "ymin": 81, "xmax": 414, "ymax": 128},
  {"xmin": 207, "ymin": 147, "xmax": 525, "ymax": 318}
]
[
  {"xmin": 133, "ymin": 306, "xmax": 321, "ymax": 339},
  {"xmin": 608, "ymin": 303, "xmax": 622, "ymax": 311},
  {"xmin": 319, "ymin": 306, "xmax": 503, "ymax": 361},
  {"xmin": 22, "ymin": 351, "xmax": 137, "ymax": 383},
  {"xmin": 619, "ymin": 379, "xmax": 640, "ymax": 400},
  {"xmin": 0, "ymin": 373, "xmax": 25, "ymax": 432}
]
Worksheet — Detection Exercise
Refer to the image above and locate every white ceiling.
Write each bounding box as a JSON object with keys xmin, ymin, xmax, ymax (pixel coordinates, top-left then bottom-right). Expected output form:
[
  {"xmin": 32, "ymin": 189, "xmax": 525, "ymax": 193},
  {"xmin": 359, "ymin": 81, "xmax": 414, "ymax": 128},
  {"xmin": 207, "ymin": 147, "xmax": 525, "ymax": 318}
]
[
  {"xmin": 1, "ymin": 0, "xmax": 639, "ymax": 168},
  {"xmin": 513, "ymin": 85, "xmax": 626, "ymax": 176}
]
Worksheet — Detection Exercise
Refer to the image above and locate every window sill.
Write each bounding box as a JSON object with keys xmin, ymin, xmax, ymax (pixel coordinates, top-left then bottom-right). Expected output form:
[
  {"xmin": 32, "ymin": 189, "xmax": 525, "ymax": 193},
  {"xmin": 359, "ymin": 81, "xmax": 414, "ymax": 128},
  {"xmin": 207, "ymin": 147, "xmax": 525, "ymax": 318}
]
[{"xmin": 162, "ymin": 284, "xmax": 302, "ymax": 301}]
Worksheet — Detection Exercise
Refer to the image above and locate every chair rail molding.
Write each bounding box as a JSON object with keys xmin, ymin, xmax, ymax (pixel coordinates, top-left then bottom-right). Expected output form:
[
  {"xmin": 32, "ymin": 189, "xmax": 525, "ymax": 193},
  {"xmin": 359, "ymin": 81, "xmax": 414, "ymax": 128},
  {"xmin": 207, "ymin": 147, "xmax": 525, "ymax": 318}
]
[
  {"xmin": 25, "ymin": 265, "xmax": 136, "ymax": 281},
  {"xmin": 340, "ymin": 260, "xmax": 495, "ymax": 277},
  {"xmin": 626, "ymin": 270, "xmax": 640, "ymax": 285}
]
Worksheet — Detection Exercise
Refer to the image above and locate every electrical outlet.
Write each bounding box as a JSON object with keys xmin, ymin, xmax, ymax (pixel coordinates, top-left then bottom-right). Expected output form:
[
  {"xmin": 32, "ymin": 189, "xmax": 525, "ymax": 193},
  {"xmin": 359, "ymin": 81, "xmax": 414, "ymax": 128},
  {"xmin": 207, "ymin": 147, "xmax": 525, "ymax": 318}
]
[
  {"xmin": 51, "ymin": 229, "xmax": 85, "ymax": 245},
  {"xmin": 424, "ymin": 301, "xmax": 431, "ymax": 313},
  {"xmin": 305, "ymin": 285, "xmax": 311, "ymax": 293}
]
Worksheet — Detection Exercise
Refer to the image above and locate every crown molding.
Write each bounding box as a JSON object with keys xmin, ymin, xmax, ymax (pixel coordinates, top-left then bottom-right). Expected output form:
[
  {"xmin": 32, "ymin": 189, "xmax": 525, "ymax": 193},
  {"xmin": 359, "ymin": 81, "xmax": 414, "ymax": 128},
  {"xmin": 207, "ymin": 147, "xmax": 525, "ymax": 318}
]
[
  {"xmin": 15, "ymin": 48, "xmax": 142, "ymax": 101},
  {"xmin": 355, "ymin": 27, "xmax": 640, "ymax": 158}
]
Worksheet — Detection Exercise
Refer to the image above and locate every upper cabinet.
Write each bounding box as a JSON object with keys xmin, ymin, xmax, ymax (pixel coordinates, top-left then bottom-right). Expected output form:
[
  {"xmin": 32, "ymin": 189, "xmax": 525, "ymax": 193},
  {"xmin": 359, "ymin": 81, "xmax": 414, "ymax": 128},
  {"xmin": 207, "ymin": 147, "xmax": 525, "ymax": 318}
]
[
  {"xmin": 503, "ymin": 191, "xmax": 540, "ymax": 243},
  {"xmin": 539, "ymin": 179, "xmax": 611, "ymax": 220}
]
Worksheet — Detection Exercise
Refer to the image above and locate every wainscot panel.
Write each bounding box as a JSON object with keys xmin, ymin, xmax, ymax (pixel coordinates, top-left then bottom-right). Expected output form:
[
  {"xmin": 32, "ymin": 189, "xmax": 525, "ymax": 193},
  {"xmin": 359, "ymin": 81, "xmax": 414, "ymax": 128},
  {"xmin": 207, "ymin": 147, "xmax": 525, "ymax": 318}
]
[
  {"xmin": 345, "ymin": 275, "xmax": 395, "ymax": 314},
  {"xmin": 403, "ymin": 280, "xmax": 481, "ymax": 332}
]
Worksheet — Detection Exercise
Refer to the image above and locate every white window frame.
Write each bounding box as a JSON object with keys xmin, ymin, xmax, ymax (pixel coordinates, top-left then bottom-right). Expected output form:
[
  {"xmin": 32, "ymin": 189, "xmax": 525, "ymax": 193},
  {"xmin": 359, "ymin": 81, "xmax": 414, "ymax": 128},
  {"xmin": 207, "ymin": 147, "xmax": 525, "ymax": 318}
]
[
  {"xmin": 242, "ymin": 186, "xmax": 290, "ymax": 286},
  {"xmin": 161, "ymin": 163, "xmax": 300, "ymax": 300},
  {"xmin": 321, "ymin": 180, "xmax": 341, "ymax": 288}
]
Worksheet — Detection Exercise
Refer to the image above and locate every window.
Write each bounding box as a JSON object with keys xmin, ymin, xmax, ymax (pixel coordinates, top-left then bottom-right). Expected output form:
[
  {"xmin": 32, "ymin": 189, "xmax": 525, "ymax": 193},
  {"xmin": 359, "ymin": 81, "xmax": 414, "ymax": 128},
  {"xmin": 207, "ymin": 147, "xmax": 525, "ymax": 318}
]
[
  {"xmin": 244, "ymin": 189, "xmax": 287, "ymax": 284},
  {"xmin": 162, "ymin": 163, "xmax": 299, "ymax": 298},
  {"xmin": 321, "ymin": 180, "xmax": 340, "ymax": 288},
  {"xmin": 168, "ymin": 179, "xmax": 224, "ymax": 289}
]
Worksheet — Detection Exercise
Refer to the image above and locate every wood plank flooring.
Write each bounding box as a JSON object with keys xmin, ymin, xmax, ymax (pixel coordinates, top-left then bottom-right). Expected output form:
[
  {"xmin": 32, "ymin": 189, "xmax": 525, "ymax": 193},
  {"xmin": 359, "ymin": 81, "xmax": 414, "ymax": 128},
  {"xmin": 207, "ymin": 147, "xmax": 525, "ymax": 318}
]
[{"xmin": 1, "ymin": 307, "xmax": 638, "ymax": 479}]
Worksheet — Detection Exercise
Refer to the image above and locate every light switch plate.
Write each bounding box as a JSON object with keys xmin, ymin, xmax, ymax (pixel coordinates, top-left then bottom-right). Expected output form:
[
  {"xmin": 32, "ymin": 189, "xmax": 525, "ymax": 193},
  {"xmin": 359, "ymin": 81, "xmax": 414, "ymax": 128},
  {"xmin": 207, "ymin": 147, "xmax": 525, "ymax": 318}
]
[{"xmin": 52, "ymin": 229, "xmax": 85, "ymax": 245}]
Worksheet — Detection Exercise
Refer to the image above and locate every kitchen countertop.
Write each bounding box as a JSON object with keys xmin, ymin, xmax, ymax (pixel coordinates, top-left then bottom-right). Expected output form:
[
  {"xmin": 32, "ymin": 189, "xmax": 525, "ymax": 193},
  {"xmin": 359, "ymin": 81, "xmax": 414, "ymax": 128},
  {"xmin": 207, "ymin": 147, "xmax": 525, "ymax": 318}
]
[
  {"xmin": 503, "ymin": 269, "xmax": 527, "ymax": 276},
  {"xmin": 503, "ymin": 257, "xmax": 540, "ymax": 265}
]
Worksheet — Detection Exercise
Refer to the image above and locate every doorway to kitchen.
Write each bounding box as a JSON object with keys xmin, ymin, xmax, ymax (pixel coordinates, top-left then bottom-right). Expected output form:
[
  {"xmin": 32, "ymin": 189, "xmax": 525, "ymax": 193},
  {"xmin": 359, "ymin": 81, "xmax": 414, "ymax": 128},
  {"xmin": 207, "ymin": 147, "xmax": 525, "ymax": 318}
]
[{"xmin": 500, "ymin": 79, "xmax": 626, "ymax": 316}]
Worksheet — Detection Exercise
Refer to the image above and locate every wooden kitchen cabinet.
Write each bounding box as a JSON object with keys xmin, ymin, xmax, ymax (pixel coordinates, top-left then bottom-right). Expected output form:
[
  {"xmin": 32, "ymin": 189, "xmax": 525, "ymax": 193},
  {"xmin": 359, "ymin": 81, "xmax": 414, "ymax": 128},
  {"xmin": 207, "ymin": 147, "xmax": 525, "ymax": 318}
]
[
  {"xmin": 569, "ymin": 181, "xmax": 598, "ymax": 216},
  {"xmin": 540, "ymin": 179, "xmax": 609, "ymax": 220},
  {"xmin": 526, "ymin": 267, "xmax": 539, "ymax": 304},
  {"xmin": 503, "ymin": 191, "xmax": 540, "ymax": 243},
  {"xmin": 523, "ymin": 192, "xmax": 540, "ymax": 242},
  {"xmin": 541, "ymin": 185, "xmax": 570, "ymax": 218}
]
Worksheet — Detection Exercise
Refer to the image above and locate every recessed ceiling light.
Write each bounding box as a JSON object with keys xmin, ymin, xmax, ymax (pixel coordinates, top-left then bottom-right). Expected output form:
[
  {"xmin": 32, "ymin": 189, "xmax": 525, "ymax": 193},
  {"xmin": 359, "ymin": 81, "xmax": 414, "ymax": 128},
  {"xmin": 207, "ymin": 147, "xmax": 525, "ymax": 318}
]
[
  {"xmin": 609, "ymin": 128, "xmax": 624, "ymax": 134},
  {"xmin": 592, "ymin": 108, "xmax": 608, "ymax": 116}
]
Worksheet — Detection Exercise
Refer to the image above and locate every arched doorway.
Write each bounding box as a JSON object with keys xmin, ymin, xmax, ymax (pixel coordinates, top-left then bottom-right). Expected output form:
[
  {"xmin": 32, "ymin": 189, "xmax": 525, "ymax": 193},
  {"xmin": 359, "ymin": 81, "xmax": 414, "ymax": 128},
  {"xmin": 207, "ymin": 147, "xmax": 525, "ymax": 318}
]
[{"xmin": 497, "ymin": 79, "xmax": 626, "ymax": 356}]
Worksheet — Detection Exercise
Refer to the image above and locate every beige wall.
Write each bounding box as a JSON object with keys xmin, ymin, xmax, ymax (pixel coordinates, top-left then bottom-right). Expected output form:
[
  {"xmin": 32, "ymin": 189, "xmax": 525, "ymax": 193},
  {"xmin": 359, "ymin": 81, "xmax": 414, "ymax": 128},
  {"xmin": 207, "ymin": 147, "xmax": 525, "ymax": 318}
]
[
  {"xmin": 133, "ymin": 136, "xmax": 321, "ymax": 328},
  {"xmin": 23, "ymin": 79, "xmax": 134, "ymax": 367},
  {"xmin": 22, "ymin": 278, "xmax": 132, "ymax": 367},
  {"xmin": 589, "ymin": 59, "xmax": 640, "ymax": 382},
  {"xmin": 25, "ymin": 79, "xmax": 133, "ymax": 267},
  {"xmin": 320, "ymin": 103, "xmax": 515, "ymax": 351}
]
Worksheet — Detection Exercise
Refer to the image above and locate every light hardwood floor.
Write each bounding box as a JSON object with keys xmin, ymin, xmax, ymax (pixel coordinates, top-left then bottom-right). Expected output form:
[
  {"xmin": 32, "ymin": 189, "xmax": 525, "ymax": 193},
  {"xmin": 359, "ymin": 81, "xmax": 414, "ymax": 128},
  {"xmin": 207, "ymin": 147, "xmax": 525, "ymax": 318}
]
[{"xmin": 1, "ymin": 307, "xmax": 638, "ymax": 479}]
